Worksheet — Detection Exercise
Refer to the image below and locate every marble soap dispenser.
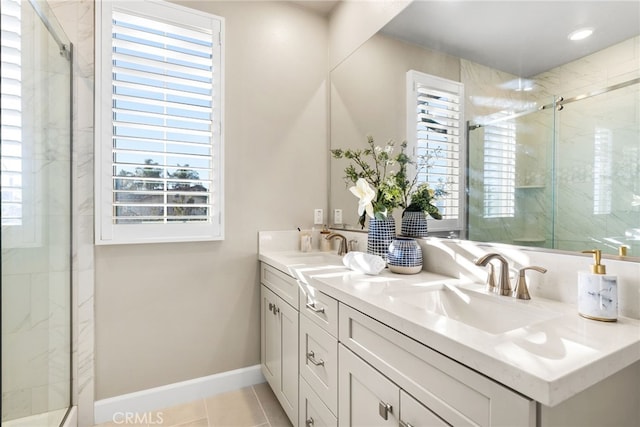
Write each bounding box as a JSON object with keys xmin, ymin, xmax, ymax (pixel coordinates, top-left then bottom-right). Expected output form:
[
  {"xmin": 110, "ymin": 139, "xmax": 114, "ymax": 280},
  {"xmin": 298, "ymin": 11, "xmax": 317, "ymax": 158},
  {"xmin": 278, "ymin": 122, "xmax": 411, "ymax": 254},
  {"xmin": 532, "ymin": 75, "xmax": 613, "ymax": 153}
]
[{"xmin": 578, "ymin": 249, "xmax": 618, "ymax": 322}]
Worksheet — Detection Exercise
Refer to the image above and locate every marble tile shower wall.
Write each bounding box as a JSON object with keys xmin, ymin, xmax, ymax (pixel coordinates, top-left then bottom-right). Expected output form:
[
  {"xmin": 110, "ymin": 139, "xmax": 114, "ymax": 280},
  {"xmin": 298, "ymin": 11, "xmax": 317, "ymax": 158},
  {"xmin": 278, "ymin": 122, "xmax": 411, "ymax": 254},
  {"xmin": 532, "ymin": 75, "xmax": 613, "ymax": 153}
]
[
  {"xmin": 48, "ymin": 1, "xmax": 96, "ymax": 426},
  {"xmin": 1, "ymin": 5, "xmax": 72, "ymax": 422},
  {"xmin": 463, "ymin": 60, "xmax": 549, "ymax": 245},
  {"xmin": 536, "ymin": 35, "xmax": 640, "ymax": 253}
]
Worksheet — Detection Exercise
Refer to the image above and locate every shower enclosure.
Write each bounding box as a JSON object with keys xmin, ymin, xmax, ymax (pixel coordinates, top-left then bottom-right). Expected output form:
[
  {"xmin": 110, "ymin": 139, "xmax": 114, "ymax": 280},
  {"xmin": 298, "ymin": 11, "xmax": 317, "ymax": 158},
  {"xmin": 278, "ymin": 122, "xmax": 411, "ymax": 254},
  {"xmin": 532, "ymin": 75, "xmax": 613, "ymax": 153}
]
[
  {"xmin": 1, "ymin": 0, "xmax": 72, "ymax": 426},
  {"xmin": 467, "ymin": 78, "xmax": 640, "ymax": 255}
]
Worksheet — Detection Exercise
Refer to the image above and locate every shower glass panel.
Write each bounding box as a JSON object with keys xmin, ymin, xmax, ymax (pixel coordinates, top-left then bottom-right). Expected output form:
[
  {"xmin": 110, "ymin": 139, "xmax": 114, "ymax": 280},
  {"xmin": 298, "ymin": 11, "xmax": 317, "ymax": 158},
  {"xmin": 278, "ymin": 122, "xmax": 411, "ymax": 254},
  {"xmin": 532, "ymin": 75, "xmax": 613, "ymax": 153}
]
[
  {"xmin": 468, "ymin": 80, "xmax": 639, "ymax": 253},
  {"xmin": 1, "ymin": 0, "xmax": 72, "ymax": 425},
  {"xmin": 468, "ymin": 104, "xmax": 555, "ymax": 247},
  {"xmin": 554, "ymin": 81, "xmax": 640, "ymax": 253}
]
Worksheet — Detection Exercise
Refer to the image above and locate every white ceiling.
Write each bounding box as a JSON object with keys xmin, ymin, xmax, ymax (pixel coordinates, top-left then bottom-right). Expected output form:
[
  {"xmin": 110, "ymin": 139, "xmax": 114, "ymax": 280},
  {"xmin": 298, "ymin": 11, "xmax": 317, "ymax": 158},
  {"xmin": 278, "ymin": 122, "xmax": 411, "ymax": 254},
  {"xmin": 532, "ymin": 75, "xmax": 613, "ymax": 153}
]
[
  {"xmin": 381, "ymin": 1, "xmax": 640, "ymax": 77},
  {"xmin": 290, "ymin": 0, "xmax": 340, "ymax": 16}
]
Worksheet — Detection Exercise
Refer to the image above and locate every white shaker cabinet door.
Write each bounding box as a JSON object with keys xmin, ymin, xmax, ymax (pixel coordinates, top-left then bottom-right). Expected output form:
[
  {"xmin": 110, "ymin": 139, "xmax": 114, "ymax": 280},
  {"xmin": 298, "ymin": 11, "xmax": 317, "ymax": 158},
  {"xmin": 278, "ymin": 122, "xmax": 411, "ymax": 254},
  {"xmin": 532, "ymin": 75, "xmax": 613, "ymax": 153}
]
[
  {"xmin": 338, "ymin": 344, "xmax": 399, "ymax": 427},
  {"xmin": 261, "ymin": 285, "xmax": 280, "ymax": 389},
  {"xmin": 260, "ymin": 284, "xmax": 299, "ymax": 426},
  {"xmin": 279, "ymin": 296, "xmax": 299, "ymax": 424}
]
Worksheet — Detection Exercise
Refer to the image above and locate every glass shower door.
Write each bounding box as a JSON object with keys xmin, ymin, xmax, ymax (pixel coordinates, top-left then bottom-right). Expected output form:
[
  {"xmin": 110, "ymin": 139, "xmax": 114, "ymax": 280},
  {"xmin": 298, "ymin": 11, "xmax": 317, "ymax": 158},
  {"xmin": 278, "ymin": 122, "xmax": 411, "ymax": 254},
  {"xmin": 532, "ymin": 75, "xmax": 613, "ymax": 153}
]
[
  {"xmin": 1, "ymin": 0, "xmax": 72, "ymax": 425},
  {"xmin": 554, "ymin": 81, "xmax": 640, "ymax": 253},
  {"xmin": 467, "ymin": 103, "xmax": 556, "ymax": 247}
]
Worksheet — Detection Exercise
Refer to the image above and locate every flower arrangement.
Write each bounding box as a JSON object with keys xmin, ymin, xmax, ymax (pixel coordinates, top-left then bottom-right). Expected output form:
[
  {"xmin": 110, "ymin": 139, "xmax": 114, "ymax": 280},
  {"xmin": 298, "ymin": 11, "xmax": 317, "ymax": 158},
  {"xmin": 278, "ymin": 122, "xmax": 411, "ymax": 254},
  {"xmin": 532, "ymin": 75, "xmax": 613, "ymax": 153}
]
[
  {"xmin": 331, "ymin": 135, "xmax": 446, "ymax": 228},
  {"xmin": 331, "ymin": 136, "xmax": 403, "ymax": 228},
  {"xmin": 402, "ymin": 183, "xmax": 446, "ymax": 219}
]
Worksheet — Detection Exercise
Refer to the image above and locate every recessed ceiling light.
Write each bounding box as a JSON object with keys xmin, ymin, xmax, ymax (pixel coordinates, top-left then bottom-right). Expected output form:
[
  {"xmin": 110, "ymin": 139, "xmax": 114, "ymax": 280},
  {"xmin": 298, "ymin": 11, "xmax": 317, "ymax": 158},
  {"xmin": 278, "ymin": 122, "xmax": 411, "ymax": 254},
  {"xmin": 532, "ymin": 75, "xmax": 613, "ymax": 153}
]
[{"xmin": 568, "ymin": 28, "xmax": 594, "ymax": 41}]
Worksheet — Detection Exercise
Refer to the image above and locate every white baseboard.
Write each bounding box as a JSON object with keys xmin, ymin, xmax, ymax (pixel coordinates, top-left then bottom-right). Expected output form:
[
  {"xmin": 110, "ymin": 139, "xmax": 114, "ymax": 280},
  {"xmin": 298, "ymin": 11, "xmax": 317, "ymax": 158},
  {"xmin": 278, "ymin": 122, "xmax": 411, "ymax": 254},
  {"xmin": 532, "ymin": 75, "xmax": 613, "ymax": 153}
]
[{"xmin": 94, "ymin": 365, "xmax": 265, "ymax": 425}]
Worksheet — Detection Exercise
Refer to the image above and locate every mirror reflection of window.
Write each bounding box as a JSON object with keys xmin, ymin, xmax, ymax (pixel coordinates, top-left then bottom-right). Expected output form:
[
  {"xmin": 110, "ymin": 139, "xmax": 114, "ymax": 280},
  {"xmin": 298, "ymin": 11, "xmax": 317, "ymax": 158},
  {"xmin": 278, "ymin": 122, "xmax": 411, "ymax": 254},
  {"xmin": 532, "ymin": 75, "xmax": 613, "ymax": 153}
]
[
  {"xmin": 407, "ymin": 70, "xmax": 464, "ymax": 232},
  {"xmin": 593, "ymin": 127, "xmax": 613, "ymax": 215},
  {"xmin": 483, "ymin": 114, "xmax": 516, "ymax": 219}
]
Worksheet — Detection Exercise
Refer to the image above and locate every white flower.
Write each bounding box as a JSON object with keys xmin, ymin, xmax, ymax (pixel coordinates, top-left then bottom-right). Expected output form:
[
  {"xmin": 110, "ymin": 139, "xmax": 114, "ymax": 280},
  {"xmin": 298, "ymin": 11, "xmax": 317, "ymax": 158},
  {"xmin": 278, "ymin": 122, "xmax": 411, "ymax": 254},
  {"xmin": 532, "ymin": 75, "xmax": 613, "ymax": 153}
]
[{"xmin": 349, "ymin": 178, "xmax": 375, "ymax": 219}]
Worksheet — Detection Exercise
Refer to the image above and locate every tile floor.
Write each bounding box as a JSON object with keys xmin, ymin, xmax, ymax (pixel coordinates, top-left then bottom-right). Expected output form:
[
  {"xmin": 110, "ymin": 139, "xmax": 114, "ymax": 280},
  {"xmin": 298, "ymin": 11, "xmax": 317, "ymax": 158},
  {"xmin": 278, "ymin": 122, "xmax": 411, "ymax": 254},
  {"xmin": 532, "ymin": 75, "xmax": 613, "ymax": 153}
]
[{"xmin": 93, "ymin": 383, "xmax": 292, "ymax": 427}]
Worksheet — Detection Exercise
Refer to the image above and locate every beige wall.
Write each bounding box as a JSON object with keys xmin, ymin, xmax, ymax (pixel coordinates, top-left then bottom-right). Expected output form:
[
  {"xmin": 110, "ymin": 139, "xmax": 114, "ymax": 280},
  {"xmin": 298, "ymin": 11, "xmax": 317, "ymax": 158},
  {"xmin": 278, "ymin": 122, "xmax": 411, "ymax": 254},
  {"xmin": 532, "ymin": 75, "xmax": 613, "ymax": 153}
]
[
  {"xmin": 330, "ymin": 31, "xmax": 460, "ymax": 228},
  {"xmin": 328, "ymin": 0, "xmax": 411, "ymax": 70},
  {"xmin": 94, "ymin": 1, "xmax": 328, "ymax": 399}
]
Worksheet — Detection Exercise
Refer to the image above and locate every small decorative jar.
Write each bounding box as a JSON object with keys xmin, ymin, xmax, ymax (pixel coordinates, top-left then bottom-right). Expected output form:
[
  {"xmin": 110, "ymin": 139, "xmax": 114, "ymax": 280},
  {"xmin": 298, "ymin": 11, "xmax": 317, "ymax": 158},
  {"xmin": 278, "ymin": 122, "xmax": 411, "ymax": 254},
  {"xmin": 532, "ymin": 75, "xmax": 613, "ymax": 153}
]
[
  {"xmin": 387, "ymin": 237, "xmax": 422, "ymax": 274},
  {"xmin": 401, "ymin": 210, "xmax": 428, "ymax": 238}
]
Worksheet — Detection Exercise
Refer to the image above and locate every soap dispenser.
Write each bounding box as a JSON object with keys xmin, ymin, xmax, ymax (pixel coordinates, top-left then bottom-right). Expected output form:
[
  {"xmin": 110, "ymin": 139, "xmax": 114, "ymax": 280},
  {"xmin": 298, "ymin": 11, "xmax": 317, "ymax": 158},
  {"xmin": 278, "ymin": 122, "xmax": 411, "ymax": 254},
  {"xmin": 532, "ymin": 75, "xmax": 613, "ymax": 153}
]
[{"xmin": 578, "ymin": 249, "xmax": 618, "ymax": 322}]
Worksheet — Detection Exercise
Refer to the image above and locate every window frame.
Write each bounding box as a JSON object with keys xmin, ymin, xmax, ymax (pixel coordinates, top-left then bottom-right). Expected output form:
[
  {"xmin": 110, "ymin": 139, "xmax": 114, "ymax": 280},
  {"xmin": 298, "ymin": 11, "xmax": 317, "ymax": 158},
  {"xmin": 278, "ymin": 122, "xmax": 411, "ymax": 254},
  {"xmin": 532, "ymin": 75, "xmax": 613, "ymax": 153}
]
[
  {"xmin": 95, "ymin": 0, "xmax": 225, "ymax": 245},
  {"xmin": 405, "ymin": 70, "xmax": 466, "ymax": 233}
]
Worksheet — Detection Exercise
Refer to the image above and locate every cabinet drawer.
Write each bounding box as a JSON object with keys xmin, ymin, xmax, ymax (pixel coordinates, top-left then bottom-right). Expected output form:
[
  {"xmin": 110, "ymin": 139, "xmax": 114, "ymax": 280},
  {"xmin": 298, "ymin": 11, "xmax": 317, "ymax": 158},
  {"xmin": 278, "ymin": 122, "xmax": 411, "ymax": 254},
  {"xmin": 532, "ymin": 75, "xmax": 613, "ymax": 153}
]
[
  {"xmin": 400, "ymin": 390, "xmax": 450, "ymax": 427},
  {"xmin": 339, "ymin": 304, "xmax": 535, "ymax": 427},
  {"xmin": 299, "ymin": 285, "xmax": 338, "ymax": 337},
  {"xmin": 299, "ymin": 378, "xmax": 337, "ymax": 427},
  {"xmin": 300, "ymin": 315, "xmax": 338, "ymax": 415},
  {"xmin": 261, "ymin": 263, "xmax": 299, "ymax": 309}
]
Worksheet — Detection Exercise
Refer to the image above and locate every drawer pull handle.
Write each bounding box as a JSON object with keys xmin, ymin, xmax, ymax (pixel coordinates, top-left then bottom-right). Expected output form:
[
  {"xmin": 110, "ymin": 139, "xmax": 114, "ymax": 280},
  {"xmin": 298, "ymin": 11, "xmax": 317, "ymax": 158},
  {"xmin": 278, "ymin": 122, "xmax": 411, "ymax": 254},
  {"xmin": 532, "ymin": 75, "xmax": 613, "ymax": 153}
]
[
  {"xmin": 306, "ymin": 351, "xmax": 325, "ymax": 367},
  {"xmin": 268, "ymin": 302, "xmax": 274, "ymax": 312},
  {"xmin": 306, "ymin": 302, "xmax": 325, "ymax": 314},
  {"xmin": 306, "ymin": 417, "xmax": 314, "ymax": 427},
  {"xmin": 273, "ymin": 305, "xmax": 280, "ymax": 315},
  {"xmin": 379, "ymin": 401, "xmax": 392, "ymax": 420},
  {"xmin": 399, "ymin": 420, "xmax": 414, "ymax": 427}
]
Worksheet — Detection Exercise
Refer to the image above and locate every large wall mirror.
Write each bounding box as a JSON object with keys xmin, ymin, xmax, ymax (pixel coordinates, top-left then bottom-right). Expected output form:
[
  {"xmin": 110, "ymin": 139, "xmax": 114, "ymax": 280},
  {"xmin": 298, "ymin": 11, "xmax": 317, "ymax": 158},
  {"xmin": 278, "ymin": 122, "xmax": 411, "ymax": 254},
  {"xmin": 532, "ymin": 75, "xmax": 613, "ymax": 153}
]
[{"xmin": 329, "ymin": 0, "xmax": 640, "ymax": 258}]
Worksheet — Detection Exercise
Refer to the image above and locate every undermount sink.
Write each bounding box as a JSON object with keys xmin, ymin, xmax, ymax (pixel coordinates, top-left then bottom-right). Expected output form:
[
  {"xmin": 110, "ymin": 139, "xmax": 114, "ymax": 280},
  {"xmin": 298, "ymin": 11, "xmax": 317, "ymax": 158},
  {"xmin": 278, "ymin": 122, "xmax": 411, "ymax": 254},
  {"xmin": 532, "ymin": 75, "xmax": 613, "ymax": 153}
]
[{"xmin": 388, "ymin": 284, "xmax": 561, "ymax": 334}]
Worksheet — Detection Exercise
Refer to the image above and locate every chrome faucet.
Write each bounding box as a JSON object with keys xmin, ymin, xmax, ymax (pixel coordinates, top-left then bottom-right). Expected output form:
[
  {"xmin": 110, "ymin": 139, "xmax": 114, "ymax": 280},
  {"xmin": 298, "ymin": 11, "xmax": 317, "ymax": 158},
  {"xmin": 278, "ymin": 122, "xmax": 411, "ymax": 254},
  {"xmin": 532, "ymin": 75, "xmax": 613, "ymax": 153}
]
[
  {"xmin": 475, "ymin": 253, "xmax": 511, "ymax": 296},
  {"xmin": 326, "ymin": 232, "xmax": 348, "ymax": 256}
]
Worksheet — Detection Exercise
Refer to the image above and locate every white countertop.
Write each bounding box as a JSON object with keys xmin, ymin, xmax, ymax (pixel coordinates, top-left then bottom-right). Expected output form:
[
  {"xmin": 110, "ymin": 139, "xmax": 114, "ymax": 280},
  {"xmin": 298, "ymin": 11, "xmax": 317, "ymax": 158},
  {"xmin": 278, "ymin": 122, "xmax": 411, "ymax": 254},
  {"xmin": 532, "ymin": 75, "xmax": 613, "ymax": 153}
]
[{"xmin": 259, "ymin": 250, "xmax": 640, "ymax": 407}]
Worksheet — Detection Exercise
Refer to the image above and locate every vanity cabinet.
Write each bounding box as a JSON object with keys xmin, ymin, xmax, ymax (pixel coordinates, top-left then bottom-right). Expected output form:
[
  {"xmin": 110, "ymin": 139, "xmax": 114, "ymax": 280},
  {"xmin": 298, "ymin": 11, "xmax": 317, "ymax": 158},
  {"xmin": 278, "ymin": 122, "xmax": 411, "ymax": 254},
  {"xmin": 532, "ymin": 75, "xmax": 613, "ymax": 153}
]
[
  {"xmin": 260, "ymin": 249, "xmax": 639, "ymax": 427},
  {"xmin": 299, "ymin": 286, "xmax": 339, "ymax": 427},
  {"xmin": 339, "ymin": 344, "xmax": 449, "ymax": 427},
  {"xmin": 260, "ymin": 264, "xmax": 299, "ymax": 426},
  {"xmin": 339, "ymin": 303, "xmax": 536, "ymax": 427}
]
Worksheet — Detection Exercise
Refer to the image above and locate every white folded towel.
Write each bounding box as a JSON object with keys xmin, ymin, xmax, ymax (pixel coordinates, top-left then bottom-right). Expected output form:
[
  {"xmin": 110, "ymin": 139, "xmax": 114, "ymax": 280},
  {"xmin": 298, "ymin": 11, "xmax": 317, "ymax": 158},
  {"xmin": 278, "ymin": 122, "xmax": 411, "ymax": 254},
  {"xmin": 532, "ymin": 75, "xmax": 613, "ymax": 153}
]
[{"xmin": 343, "ymin": 251, "xmax": 386, "ymax": 275}]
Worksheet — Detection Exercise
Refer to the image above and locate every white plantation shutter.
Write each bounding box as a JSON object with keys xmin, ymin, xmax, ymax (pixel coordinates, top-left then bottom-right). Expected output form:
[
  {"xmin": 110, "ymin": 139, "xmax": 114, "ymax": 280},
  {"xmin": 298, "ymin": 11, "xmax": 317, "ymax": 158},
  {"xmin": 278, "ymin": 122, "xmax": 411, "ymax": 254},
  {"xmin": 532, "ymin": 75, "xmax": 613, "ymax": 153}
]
[
  {"xmin": 1, "ymin": 0, "xmax": 22, "ymax": 226},
  {"xmin": 96, "ymin": 0, "xmax": 224, "ymax": 244},
  {"xmin": 593, "ymin": 127, "xmax": 613, "ymax": 215},
  {"xmin": 406, "ymin": 70, "xmax": 464, "ymax": 232},
  {"xmin": 483, "ymin": 115, "xmax": 516, "ymax": 218}
]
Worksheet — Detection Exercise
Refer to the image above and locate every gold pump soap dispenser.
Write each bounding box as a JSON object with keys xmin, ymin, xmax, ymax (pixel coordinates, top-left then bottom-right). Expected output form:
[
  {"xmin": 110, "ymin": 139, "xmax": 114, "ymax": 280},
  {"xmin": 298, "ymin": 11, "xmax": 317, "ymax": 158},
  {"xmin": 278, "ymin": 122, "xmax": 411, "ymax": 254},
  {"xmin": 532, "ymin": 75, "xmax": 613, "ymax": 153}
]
[{"xmin": 578, "ymin": 249, "xmax": 618, "ymax": 322}]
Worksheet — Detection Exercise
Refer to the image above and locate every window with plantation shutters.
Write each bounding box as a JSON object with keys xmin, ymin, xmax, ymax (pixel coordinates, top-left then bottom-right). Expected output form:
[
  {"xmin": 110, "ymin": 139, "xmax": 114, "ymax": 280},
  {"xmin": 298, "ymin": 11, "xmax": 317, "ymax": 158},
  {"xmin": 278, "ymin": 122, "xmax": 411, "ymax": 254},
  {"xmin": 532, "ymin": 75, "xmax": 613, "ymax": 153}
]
[
  {"xmin": 406, "ymin": 70, "xmax": 465, "ymax": 232},
  {"xmin": 95, "ymin": 0, "xmax": 224, "ymax": 244},
  {"xmin": 593, "ymin": 127, "xmax": 613, "ymax": 215},
  {"xmin": 1, "ymin": 0, "xmax": 23, "ymax": 227},
  {"xmin": 1, "ymin": 0, "xmax": 41, "ymax": 248},
  {"xmin": 483, "ymin": 115, "xmax": 516, "ymax": 218}
]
